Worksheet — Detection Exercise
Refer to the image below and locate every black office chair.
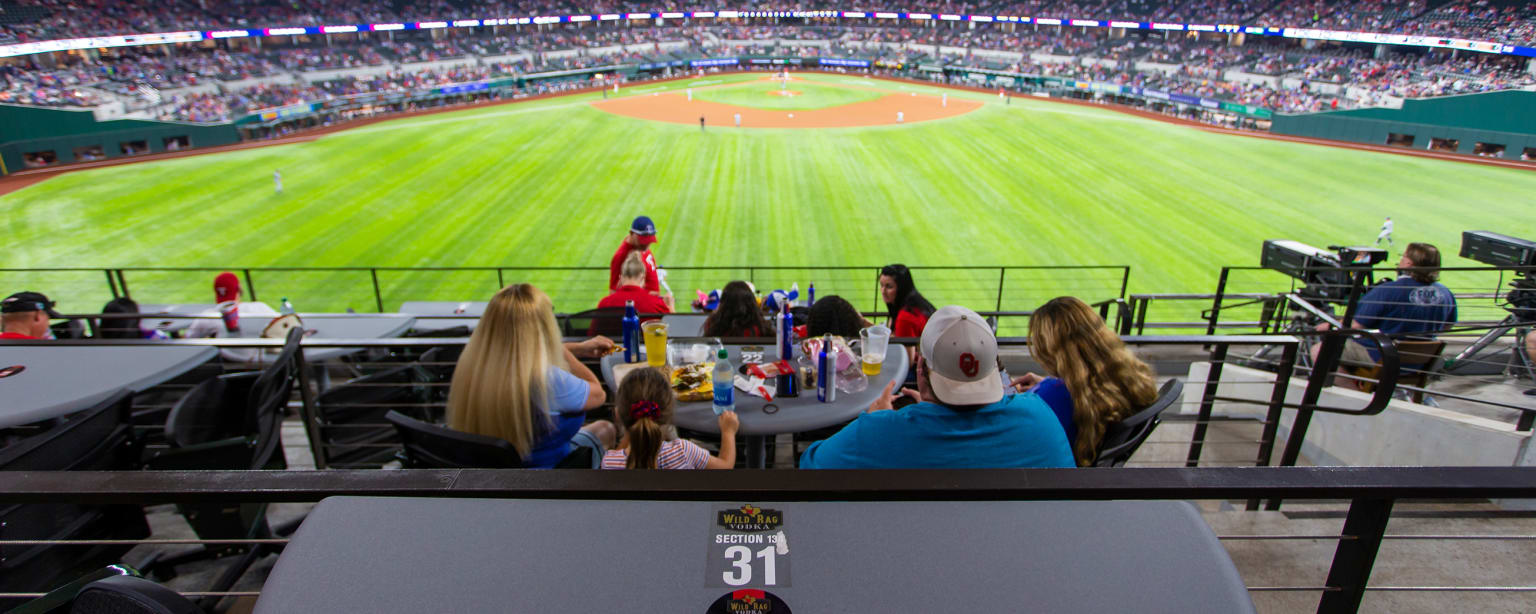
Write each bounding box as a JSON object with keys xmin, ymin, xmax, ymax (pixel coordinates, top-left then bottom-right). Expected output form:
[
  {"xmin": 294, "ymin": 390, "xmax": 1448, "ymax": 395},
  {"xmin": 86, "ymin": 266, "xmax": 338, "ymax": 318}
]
[
  {"xmin": 7, "ymin": 567, "xmax": 204, "ymax": 614},
  {"xmin": 385, "ymin": 410, "xmax": 594, "ymax": 468},
  {"xmin": 314, "ymin": 363, "xmax": 435, "ymax": 468},
  {"xmin": 0, "ymin": 392, "xmax": 149, "ymax": 612},
  {"xmin": 137, "ymin": 328, "xmax": 302, "ymax": 610},
  {"xmin": 417, "ymin": 345, "xmax": 462, "ymax": 399},
  {"xmin": 1093, "ymin": 379, "xmax": 1183, "ymax": 468},
  {"xmin": 341, "ymin": 325, "xmax": 471, "ymax": 375}
]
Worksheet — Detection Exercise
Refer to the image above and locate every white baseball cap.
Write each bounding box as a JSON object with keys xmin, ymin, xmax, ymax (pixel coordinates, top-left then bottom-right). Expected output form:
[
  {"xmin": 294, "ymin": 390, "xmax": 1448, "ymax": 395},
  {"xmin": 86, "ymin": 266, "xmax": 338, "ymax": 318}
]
[{"xmin": 919, "ymin": 305, "xmax": 1002, "ymax": 406}]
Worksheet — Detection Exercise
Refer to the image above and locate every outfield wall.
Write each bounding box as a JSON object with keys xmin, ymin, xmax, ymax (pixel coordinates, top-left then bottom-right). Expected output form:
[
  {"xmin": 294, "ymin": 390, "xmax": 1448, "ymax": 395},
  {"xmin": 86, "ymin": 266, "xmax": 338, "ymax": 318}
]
[
  {"xmin": 1270, "ymin": 90, "xmax": 1536, "ymax": 161},
  {"xmin": 0, "ymin": 104, "xmax": 238, "ymax": 174}
]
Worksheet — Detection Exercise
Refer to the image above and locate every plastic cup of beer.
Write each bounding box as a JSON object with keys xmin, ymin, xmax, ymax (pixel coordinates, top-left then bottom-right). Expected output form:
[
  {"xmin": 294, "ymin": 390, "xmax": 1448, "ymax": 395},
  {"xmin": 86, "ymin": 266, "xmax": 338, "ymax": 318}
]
[
  {"xmin": 642, "ymin": 321, "xmax": 669, "ymax": 368},
  {"xmin": 859, "ymin": 325, "xmax": 891, "ymax": 376}
]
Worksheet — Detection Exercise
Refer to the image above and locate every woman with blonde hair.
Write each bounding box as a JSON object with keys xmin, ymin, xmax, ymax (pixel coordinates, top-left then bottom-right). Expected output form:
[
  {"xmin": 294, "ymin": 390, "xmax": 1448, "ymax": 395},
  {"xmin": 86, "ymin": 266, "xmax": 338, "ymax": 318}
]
[
  {"xmin": 1012, "ymin": 296, "xmax": 1157, "ymax": 466},
  {"xmin": 602, "ymin": 368, "xmax": 738, "ymax": 469},
  {"xmin": 448, "ymin": 283, "xmax": 617, "ymax": 468}
]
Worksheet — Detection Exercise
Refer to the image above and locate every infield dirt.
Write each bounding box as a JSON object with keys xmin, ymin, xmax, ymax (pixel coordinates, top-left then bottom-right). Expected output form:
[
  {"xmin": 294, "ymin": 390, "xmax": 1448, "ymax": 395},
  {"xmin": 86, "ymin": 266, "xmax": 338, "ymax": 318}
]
[{"xmin": 591, "ymin": 87, "xmax": 983, "ymax": 128}]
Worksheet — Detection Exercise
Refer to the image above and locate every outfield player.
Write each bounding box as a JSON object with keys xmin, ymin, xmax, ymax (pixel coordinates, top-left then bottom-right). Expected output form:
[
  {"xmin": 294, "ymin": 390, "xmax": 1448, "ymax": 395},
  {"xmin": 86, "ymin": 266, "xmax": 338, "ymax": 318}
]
[
  {"xmin": 1375, "ymin": 216, "xmax": 1394, "ymax": 247},
  {"xmin": 274, "ymin": 170, "xmax": 282, "ymax": 194}
]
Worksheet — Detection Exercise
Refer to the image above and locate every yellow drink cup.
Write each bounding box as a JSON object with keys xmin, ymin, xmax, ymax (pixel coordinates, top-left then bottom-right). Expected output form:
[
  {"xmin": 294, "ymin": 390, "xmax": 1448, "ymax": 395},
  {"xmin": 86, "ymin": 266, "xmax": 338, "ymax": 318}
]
[
  {"xmin": 642, "ymin": 321, "xmax": 669, "ymax": 368},
  {"xmin": 861, "ymin": 355, "xmax": 883, "ymax": 376}
]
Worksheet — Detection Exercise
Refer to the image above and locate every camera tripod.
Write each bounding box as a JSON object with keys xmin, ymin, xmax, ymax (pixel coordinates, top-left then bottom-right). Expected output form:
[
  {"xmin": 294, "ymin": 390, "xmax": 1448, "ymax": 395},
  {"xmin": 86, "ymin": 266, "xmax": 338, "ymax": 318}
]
[
  {"xmin": 1246, "ymin": 292, "xmax": 1338, "ymax": 370},
  {"xmin": 1442, "ymin": 314, "xmax": 1535, "ymax": 382},
  {"xmin": 1443, "ymin": 276, "xmax": 1536, "ymax": 383}
]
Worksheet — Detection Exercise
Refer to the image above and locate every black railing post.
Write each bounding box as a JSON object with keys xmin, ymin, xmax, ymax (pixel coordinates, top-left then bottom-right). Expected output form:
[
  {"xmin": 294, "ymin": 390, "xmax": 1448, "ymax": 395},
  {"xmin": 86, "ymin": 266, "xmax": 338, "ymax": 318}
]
[
  {"xmin": 995, "ymin": 267, "xmax": 1005, "ymax": 313},
  {"xmin": 1186, "ymin": 342, "xmax": 1229, "ymax": 467},
  {"xmin": 1136, "ymin": 296, "xmax": 1150, "ymax": 335},
  {"xmin": 873, "ymin": 267, "xmax": 883, "ymax": 313},
  {"xmin": 370, "ymin": 269, "xmax": 384, "ymax": 313},
  {"xmin": 115, "ymin": 270, "xmax": 131, "ymax": 299},
  {"xmin": 243, "ymin": 269, "xmax": 258, "ymax": 302},
  {"xmin": 1118, "ymin": 266, "xmax": 1130, "ymax": 299},
  {"xmin": 496, "ymin": 268, "xmax": 505, "ymax": 289},
  {"xmin": 292, "ymin": 343, "xmax": 328, "ymax": 470},
  {"xmin": 1205, "ymin": 267, "xmax": 1230, "ymax": 336},
  {"xmin": 1317, "ymin": 498, "xmax": 1394, "ymax": 614},
  {"xmin": 1248, "ymin": 341, "xmax": 1298, "ymax": 510},
  {"xmin": 104, "ymin": 269, "xmax": 120, "ymax": 300}
]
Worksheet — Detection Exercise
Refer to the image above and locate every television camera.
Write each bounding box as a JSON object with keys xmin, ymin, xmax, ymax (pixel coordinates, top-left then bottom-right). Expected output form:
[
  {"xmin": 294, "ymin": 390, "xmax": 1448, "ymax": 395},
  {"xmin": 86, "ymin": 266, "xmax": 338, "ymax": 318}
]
[
  {"xmin": 1446, "ymin": 231, "xmax": 1536, "ymax": 374},
  {"xmin": 1261, "ymin": 240, "xmax": 1389, "ymax": 302}
]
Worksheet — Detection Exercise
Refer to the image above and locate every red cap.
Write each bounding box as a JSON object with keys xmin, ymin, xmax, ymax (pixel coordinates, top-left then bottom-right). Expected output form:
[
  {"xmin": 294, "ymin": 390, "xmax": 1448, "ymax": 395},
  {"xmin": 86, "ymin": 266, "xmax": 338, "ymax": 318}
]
[{"xmin": 214, "ymin": 272, "xmax": 241, "ymax": 302}]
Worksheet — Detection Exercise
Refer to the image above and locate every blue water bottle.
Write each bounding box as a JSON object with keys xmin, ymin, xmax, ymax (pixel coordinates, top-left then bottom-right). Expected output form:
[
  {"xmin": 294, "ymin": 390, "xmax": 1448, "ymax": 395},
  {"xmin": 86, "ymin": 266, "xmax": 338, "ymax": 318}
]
[
  {"xmin": 807, "ymin": 282, "xmax": 815, "ymax": 306},
  {"xmin": 776, "ymin": 308, "xmax": 796, "ymax": 397},
  {"xmin": 817, "ymin": 334, "xmax": 836, "ymax": 403},
  {"xmin": 621, "ymin": 300, "xmax": 640, "ymax": 363}
]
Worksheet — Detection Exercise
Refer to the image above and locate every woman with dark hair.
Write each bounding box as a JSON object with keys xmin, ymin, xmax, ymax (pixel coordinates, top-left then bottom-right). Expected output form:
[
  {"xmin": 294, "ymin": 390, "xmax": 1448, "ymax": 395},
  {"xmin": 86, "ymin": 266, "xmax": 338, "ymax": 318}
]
[
  {"xmin": 97, "ymin": 298, "xmax": 152, "ymax": 339},
  {"xmin": 703, "ymin": 281, "xmax": 770, "ymax": 337},
  {"xmin": 805, "ymin": 295, "xmax": 870, "ymax": 338},
  {"xmin": 878, "ymin": 264, "xmax": 935, "ymax": 338}
]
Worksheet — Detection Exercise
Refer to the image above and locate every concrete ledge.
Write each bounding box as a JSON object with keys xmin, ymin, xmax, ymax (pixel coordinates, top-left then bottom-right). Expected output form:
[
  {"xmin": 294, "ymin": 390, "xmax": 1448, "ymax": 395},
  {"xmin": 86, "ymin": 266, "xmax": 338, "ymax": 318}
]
[{"xmin": 1184, "ymin": 362, "xmax": 1530, "ymax": 469}]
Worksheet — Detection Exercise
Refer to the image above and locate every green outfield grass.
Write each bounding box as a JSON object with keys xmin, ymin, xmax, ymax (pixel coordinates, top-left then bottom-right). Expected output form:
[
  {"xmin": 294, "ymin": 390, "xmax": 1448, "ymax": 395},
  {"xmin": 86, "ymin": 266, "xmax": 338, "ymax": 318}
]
[
  {"xmin": 692, "ymin": 77, "xmax": 883, "ymax": 110},
  {"xmin": 2, "ymin": 71, "xmax": 1533, "ymax": 332}
]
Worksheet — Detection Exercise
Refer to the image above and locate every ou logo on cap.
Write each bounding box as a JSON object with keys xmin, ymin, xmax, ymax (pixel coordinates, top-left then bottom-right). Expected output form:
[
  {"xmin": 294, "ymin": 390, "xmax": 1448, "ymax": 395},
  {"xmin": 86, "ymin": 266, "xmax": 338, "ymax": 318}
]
[{"xmin": 958, "ymin": 353, "xmax": 979, "ymax": 377}]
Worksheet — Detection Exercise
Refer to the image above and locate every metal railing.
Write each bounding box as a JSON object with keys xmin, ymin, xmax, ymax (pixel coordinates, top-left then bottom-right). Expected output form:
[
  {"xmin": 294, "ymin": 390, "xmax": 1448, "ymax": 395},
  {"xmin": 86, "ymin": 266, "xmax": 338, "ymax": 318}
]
[
  {"xmin": 1188, "ymin": 264, "xmax": 1536, "ymax": 433},
  {"xmin": 1, "ymin": 466, "xmax": 1533, "ymax": 614},
  {"xmin": 1, "ymin": 331, "xmax": 1402, "ymax": 484},
  {"xmin": 0, "ymin": 265, "xmax": 1132, "ymax": 326}
]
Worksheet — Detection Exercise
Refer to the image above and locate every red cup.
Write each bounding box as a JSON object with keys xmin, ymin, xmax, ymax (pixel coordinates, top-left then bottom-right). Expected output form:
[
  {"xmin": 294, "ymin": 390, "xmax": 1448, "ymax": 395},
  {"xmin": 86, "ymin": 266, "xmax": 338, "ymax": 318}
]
[{"xmin": 219, "ymin": 302, "xmax": 240, "ymax": 332}]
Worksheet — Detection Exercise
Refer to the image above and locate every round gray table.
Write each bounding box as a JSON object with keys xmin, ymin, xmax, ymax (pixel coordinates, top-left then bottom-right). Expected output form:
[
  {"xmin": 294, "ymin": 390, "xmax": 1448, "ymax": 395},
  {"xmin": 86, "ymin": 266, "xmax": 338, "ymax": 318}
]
[
  {"xmin": 138, "ymin": 302, "xmax": 278, "ymax": 333},
  {"xmin": 397, "ymin": 301, "xmax": 486, "ymax": 333},
  {"xmin": 0, "ymin": 345, "xmax": 218, "ymax": 428},
  {"xmin": 220, "ymin": 314, "xmax": 416, "ymax": 363},
  {"xmin": 601, "ymin": 343, "xmax": 908, "ymax": 468},
  {"xmin": 253, "ymin": 497, "xmax": 1254, "ymax": 614}
]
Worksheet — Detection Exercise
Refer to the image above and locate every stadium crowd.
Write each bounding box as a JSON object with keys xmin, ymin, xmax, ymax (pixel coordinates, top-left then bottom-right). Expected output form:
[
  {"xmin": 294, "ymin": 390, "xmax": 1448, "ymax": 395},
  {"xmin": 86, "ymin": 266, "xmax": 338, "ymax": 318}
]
[
  {"xmin": 3, "ymin": 0, "xmax": 1536, "ymax": 44},
  {"xmin": 6, "ymin": 18, "xmax": 1528, "ymax": 120}
]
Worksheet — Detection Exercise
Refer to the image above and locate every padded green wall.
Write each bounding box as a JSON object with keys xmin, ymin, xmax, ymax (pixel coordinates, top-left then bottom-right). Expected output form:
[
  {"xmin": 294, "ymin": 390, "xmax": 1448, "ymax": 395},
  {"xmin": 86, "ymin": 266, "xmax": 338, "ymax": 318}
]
[
  {"xmin": 0, "ymin": 104, "xmax": 238, "ymax": 174},
  {"xmin": 1271, "ymin": 91, "xmax": 1536, "ymax": 160}
]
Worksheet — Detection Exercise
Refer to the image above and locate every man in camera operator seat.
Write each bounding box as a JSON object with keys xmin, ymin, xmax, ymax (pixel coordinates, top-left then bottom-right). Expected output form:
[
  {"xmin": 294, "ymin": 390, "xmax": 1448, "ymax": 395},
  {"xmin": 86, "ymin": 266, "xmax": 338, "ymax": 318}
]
[{"xmin": 1314, "ymin": 242, "xmax": 1457, "ymax": 390}]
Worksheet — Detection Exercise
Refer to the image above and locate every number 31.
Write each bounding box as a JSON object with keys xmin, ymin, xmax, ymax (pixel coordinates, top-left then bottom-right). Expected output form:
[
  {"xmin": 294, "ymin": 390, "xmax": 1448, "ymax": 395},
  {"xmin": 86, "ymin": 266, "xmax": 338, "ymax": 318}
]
[{"xmin": 722, "ymin": 545, "xmax": 778, "ymax": 586}]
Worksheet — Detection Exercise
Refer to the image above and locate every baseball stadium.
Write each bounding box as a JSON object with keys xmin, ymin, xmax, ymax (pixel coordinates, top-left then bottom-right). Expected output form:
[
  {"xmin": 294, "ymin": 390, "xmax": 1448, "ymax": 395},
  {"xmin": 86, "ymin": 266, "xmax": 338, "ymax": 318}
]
[{"xmin": 1, "ymin": 1, "xmax": 1535, "ymax": 612}]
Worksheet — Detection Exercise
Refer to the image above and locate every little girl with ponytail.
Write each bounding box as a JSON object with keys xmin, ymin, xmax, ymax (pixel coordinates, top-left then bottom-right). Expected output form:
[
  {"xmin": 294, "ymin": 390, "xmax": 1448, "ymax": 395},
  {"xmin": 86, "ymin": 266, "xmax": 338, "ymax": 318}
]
[{"xmin": 602, "ymin": 367, "xmax": 738, "ymax": 469}]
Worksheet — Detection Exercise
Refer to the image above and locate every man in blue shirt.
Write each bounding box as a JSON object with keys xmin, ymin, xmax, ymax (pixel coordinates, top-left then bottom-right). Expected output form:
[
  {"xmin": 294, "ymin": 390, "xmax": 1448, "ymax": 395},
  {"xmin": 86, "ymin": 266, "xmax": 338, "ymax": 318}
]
[
  {"xmin": 1314, "ymin": 242, "xmax": 1457, "ymax": 389},
  {"xmin": 800, "ymin": 305, "xmax": 1075, "ymax": 469}
]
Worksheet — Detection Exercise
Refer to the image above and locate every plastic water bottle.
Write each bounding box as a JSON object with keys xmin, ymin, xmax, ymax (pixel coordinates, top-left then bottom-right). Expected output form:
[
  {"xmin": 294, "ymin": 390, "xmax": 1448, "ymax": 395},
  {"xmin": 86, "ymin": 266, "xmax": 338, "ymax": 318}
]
[
  {"xmin": 712, "ymin": 348, "xmax": 735, "ymax": 415},
  {"xmin": 621, "ymin": 300, "xmax": 640, "ymax": 363},
  {"xmin": 817, "ymin": 334, "xmax": 836, "ymax": 403},
  {"xmin": 279, "ymin": 297, "xmax": 295, "ymax": 315}
]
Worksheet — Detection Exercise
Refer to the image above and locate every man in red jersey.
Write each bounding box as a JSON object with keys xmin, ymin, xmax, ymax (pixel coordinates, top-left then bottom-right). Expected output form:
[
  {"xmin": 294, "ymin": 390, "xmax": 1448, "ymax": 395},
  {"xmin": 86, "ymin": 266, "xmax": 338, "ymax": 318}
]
[{"xmin": 609, "ymin": 215, "xmax": 660, "ymax": 293}]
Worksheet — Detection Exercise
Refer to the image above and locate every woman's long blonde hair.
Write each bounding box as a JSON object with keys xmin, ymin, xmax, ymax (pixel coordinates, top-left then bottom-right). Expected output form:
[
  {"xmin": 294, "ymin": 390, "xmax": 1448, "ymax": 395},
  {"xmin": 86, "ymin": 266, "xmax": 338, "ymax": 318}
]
[
  {"xmin": 1028, "ymin": 296, "xmax": 1157, "ymax": 466},
  {"xmin": 447, "ymin": 283, "xmax": 567, "ymax": 458}
]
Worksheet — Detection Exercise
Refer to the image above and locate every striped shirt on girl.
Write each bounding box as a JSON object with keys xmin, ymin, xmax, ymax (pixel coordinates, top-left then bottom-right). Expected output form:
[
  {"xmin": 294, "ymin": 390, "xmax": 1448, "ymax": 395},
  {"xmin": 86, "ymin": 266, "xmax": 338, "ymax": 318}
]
[{"xmin": 601, "ymin": 439, "xmax": 711, "ymax": 469}]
